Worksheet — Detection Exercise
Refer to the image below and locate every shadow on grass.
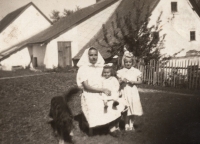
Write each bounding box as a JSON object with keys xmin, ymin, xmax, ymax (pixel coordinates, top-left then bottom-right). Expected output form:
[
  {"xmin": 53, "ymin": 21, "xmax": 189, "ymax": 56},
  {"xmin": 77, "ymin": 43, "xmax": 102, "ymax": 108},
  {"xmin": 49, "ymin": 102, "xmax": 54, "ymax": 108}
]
[
  {"xmin": 74, "ymin": 113, "xmax": 110, "ymax": 136},
  {"xmin": 138, "ymin": 92, "xmax": 200, "ymax": 144}
]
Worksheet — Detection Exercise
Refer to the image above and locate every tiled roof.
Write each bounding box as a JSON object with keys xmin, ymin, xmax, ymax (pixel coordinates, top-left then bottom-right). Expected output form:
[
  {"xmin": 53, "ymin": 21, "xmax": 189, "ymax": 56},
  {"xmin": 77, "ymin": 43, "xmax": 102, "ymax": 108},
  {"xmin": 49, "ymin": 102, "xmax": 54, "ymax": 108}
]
[
  {"xmin": 189, "ymin": 0, "xmax": 200, "ymax": 17},
  {"xmin": 73, "ymin": 0, "xmax": 160, "ymax": 60},
  {"xmin": 0, "ymin": 0, "xmax": 118, "ymax": 61},
  {"xmin": 0, "ymin": 2, "xmax": 51, "ymax": 33}
]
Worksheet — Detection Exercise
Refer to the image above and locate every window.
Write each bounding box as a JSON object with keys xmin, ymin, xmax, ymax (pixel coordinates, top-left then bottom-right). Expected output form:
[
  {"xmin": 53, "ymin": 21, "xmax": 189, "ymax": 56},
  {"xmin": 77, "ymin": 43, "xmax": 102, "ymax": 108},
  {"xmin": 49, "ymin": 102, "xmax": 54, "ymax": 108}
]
[
  {"xmin": 152, "ymin": 32, "xmax": 159, "ymax": 43},
  {"xmin": 171, "ymin": 2, "xmax": 177, "ymax": 12},
  {"xmin": 153, "ymin": 32, "xmax": 159, "ymax": 40},
  {"xmin": 190, "ymin": 31, "xmax": 196, "ymax": 41}
]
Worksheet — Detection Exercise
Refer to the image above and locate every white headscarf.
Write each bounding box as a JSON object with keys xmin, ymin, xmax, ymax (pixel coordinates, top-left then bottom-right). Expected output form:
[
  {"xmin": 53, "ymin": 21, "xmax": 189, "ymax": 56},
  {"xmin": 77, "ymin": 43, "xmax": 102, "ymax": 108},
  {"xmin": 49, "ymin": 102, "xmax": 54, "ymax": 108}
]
[{"xmin": 77, "ymin": 47, "xmax": 105, "ymax": 67}]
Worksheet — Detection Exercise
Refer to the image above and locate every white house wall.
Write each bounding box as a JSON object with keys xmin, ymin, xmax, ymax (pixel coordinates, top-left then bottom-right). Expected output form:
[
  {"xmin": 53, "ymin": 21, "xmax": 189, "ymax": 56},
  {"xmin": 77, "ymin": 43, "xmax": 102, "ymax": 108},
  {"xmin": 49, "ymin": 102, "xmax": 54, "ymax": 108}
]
[
  {"xmin": 44, "ymin": 0, "xmax": 122, "ymax": 69},
  {"xmin": 1, "ymin": 47, "xmax": 31, "ymax": 70},
  {"xmin": 149, "ymin": 0, "xmax": 200, "ymax": 57},
  {"xmin": 0, "ymin": 5, "xmax": 51, "ymax": 52}
]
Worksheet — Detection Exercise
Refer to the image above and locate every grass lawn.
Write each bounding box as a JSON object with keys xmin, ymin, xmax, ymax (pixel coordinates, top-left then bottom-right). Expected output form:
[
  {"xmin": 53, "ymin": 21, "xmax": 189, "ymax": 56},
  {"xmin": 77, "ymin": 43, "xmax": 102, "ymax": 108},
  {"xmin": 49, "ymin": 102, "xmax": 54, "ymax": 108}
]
[
  {"xmin": 0, "ymin": 69, "xmax": 43, "ymax": 78},
  {"xmin": 0, "ymin": 72, "xmax": 200, "ymax": 144}
]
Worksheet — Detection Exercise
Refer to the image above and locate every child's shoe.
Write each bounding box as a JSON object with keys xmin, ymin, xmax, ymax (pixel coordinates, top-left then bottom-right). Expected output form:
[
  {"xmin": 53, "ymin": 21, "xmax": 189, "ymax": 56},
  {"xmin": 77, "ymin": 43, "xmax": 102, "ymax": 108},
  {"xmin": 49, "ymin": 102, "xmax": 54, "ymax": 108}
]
[
  {"xmin": 125, "ymin": 124, "xmax": 130, "ymax": 131},
  {"xmin": 109, "ymin": 130, "xmax": 120, "ymax": 137},
  {"xmin": 129, "ymin": 126, "xmax": 135, "ymax": 132},
  {"xmin": 129, "ymin": 119, "xmax": 135, "ymax": 131}
]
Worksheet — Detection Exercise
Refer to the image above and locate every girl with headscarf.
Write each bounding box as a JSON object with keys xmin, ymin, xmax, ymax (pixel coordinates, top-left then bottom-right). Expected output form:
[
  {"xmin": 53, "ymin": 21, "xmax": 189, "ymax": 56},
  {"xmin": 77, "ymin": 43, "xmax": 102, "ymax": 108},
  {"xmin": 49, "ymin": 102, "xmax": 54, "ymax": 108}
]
[
  {"xmin": 117, "ymin": 49, "xmax": 143, "ymax": 131},
  {"xmin": 76, "ymin": 47, "xmax": 124, "ymax": 135}
]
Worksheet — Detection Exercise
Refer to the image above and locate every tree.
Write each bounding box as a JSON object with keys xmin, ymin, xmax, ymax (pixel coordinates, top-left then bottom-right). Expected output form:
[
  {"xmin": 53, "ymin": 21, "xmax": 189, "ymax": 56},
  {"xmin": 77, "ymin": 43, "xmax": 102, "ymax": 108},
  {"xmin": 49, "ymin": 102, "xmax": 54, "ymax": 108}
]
[
  {"xmin": 63, "ymin": 6, "xmax": 81, "ymax": 17},
  {"xmin": 96, "ymin": 0, "xmax": 166, "ymax": 66},
  {"xmin": 63, "ymin": 9, "xmax": 74, "ymax": 17},
  {"xmin": 50, "ymin": 10, "xmax": 61, "ymax": 23},
  {"xmin": 50, "ymin": 6, "xmax": 81, "ymax": 23}
]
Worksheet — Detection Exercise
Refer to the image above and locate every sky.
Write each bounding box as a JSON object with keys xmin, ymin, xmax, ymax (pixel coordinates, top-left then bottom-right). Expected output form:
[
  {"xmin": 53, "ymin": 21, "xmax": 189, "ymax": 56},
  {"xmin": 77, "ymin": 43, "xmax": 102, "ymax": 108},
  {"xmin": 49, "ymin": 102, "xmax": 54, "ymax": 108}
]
[{"xmin": 0, "ymin": 0, "xmax": 96, "ymax": 20}]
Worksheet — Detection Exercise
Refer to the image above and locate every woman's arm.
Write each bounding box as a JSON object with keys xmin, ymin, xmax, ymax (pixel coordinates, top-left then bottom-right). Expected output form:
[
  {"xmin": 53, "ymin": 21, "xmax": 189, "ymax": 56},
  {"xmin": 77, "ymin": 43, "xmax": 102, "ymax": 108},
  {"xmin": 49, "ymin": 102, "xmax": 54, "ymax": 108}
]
[{"xmin": 82, "ymin": 80, "xmax": 111, "ymax": 96}]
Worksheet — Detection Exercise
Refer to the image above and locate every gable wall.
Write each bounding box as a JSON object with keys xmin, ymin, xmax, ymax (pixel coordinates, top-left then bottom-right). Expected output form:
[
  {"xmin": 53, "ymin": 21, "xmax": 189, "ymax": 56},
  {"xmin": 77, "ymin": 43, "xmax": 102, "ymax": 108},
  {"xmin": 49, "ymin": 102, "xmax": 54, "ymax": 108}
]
[
  {"xmin": 0, "ymin": 5, "xmax": 51, "ymax": 52},
  {"xmin": 149, "ymin": 0, "xmax": 200, "ymax": 57}
]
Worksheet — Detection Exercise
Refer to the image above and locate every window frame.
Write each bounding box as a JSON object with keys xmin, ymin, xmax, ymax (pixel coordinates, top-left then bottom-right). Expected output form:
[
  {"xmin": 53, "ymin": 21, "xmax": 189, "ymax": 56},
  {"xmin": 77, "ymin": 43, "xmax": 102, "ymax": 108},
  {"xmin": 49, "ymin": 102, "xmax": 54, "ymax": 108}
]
[
  {"xmin": 190, "ymin": 31, "xmax": 196, "ymax": 41},
  {"xmin": 171, "ymin": 2, "xmax": 178, "ymax": 13},
  {"xmin": 152, "ymin": 32, "xmax": 160, "ymax": 44}
]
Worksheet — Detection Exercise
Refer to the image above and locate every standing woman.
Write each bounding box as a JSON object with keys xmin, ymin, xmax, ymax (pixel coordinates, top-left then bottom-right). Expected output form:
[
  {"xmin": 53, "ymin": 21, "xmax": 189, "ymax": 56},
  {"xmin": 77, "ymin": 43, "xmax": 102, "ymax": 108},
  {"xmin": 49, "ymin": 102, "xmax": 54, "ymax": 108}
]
[{"xmin": 76, "ymin": 47, "xmax": 124, "ymax": 135}]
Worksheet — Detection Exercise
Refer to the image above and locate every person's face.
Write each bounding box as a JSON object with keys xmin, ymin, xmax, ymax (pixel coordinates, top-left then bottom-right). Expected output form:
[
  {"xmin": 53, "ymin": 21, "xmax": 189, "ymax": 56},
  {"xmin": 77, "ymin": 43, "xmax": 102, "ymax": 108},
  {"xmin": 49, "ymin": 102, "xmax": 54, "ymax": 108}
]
[
  {"xmin": 124, "ymin": 57, "xmax": 133, "ymax": 69},
  {"xmin": 102, "ymin": 68, "xmax": 111, "ymax": 79},
  {"xmin": 88, "ymin": 49, "xmax": 98, "ymax": 64}
]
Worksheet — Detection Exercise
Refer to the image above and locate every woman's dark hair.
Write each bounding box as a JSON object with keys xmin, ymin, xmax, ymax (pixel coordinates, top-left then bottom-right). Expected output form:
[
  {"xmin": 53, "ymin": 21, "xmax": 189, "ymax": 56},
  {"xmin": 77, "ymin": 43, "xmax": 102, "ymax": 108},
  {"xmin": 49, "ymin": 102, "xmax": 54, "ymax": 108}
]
[{"xmin": 102, "ymin": 65, "xmax": 116, "ymax": 77}]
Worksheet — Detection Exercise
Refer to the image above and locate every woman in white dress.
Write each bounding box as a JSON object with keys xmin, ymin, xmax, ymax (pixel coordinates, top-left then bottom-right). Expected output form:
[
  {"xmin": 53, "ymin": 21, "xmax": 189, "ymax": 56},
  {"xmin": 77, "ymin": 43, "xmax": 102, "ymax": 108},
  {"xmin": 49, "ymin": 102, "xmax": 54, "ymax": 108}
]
[{"xmin": 76, "ymin": 47, "xmax": 124, "ymax": 136}]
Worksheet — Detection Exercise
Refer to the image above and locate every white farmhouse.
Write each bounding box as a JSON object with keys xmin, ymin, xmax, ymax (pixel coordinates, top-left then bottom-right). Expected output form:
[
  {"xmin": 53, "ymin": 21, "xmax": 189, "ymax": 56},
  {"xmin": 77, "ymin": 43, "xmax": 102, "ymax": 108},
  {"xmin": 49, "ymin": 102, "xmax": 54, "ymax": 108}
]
[
  {"xmin": 1, "ymin": 0, "xmax": 200, "ymax": 70},
  {"xmin": 0, "ymin": 2, "xmax": 52, "ymax": 70},
  {"xmin": 149, "ymin": 0, "xmax": 200, "ymax": 57},
  {"xmin": 75, "ymin": 0, "xmax": 200, "ymax": 65},
  {"xmin": 0, "ymin": 0, "xmax": 122, "ymax": 69}
]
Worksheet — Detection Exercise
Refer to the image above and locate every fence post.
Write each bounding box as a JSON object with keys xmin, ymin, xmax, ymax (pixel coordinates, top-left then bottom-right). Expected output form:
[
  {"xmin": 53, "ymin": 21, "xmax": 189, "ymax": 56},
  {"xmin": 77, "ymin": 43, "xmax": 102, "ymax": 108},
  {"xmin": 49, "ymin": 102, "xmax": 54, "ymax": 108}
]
[
  {"xmin": 192, "ymin": 62, "xmax": 195, "ymax": 89},
  {"xmin": 163, "ymin": 61, "xmax": 166, "ymax": 86},
  {"xmin": 196, "ymin": 60, "xmax": 199, "ymax": 89},
  {"xmin": 150, "ymin": 60, "xmax": 153, "ymax": 85},
  {"xmin": 170, "ymin": 60, "xmax": 173, "ymax": 87},
  {"xmin": 175, "ymin": 60, "xmax": 177, "ymax": 87},
  {"xmin": 157, "ymin": 61, "xmax": 160, "ymax": 85},
  {"xmin": 189, "ymin": 60, "xmax": 193, "ymax": 89},
  {"xmin": 147, "ymin": 63, "xmax": 150, "ymax": 85}
]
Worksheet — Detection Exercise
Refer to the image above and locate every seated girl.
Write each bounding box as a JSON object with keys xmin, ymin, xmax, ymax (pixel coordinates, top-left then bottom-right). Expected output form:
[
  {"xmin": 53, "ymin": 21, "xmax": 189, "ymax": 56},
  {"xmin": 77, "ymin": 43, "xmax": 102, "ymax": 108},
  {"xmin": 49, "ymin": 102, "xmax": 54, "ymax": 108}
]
[{"xmin": 101, "ymin": 65, "xmax": 120, "ymax": 109}]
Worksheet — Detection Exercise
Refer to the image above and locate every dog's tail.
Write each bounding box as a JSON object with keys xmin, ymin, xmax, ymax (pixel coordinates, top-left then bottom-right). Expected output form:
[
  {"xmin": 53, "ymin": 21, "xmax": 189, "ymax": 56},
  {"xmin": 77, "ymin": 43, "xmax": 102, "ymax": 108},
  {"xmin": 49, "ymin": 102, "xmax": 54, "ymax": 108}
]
[{"xmin": 64, "ymin": 85, "xmax": 82, "ymax": 102}]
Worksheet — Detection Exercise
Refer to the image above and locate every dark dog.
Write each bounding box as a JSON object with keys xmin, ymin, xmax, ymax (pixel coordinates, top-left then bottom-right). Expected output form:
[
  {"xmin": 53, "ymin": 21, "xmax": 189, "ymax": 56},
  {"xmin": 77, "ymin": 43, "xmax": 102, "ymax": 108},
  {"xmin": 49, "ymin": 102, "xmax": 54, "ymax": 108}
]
[{"xmin": 49, "ymin": 86, "xmax": 82, "ymax": 144}]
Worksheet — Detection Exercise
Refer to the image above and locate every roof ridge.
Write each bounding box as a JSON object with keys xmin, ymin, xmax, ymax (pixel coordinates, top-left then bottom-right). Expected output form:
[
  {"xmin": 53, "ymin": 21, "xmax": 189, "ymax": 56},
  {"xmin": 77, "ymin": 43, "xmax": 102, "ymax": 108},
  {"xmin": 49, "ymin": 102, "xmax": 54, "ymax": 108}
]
[
  {"xmin": 0, "ymin": 0, "xmax": 118, "ymax": 61},
  {"xmin": 73, "ymin": 0, "xmax": 160, "ymax": 60},
  {"xmin": 189, "ymin": 0, "xmax": 200, "ymax": 17}
]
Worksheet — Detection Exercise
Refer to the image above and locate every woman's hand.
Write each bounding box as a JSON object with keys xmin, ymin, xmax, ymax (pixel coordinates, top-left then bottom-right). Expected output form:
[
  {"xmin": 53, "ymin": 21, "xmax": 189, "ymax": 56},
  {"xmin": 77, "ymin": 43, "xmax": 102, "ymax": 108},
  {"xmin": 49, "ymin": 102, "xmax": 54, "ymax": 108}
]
[
  {"xmin": 102, "ymin": 89, "xmax": 111, "ymax": 96},
  {"xmin": 118, "ymin": 78, "xmax": 123, "ymax": 83},
  {"xmin": 123, "ymin": 78, "xmax": 135, "ymax": 86}
]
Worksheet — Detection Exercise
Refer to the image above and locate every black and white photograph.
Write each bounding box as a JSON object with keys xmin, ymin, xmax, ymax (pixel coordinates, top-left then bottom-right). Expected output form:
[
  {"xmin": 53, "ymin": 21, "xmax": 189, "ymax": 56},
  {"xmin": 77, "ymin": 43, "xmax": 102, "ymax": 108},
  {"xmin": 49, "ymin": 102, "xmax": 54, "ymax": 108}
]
[{"xmin": 0, "ymin": 0, "xmax": 200, "ymax": 143}]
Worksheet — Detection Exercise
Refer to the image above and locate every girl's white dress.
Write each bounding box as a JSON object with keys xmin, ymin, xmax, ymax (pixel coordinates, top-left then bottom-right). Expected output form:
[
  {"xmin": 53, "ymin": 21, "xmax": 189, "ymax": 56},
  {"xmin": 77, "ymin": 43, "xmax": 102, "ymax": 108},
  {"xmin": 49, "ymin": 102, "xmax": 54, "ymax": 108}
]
[
  {"xmin": 117, "ymin": 67, "xmax": 143, "ymax": 116},
  {"xmin": 77, "ymin": 65, "xmax": 124, "ymax": 128},
  {"xmin": 101, "ymin": 76, "xmax": 120, "ymax": 101}
]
